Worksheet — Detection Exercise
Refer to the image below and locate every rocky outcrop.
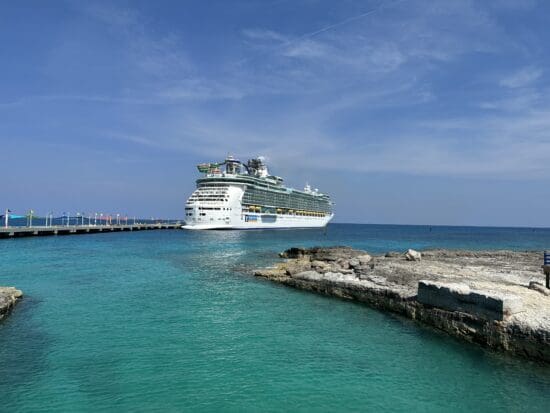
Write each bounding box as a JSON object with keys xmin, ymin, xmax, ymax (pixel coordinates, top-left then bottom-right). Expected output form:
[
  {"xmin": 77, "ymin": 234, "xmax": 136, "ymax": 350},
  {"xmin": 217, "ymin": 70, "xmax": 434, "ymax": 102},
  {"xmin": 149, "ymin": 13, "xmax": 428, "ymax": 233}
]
[
  {"xmin": 0, "ymin": 287, "xmax": 23, "ymax": 321},
  {"xmin": 255, "ymin": 247, "xmax": 550, "ymax": 363}
]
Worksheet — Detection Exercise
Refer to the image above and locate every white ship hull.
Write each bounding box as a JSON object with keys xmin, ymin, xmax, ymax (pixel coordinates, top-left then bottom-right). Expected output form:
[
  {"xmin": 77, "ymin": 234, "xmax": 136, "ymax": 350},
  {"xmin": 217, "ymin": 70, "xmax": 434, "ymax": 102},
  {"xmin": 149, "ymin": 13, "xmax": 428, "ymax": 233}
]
[{"xmin": 183, "ymin": 213, "xmax": 333, "ymax": 230}]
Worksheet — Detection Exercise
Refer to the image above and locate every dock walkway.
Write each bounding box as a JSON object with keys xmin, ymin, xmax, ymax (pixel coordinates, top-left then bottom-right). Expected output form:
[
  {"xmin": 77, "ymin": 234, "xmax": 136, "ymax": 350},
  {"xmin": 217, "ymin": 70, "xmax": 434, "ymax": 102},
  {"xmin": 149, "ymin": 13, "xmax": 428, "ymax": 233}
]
[{"xmin": 0, "ymin": 223, "xmax": 181, "ymax": 239}]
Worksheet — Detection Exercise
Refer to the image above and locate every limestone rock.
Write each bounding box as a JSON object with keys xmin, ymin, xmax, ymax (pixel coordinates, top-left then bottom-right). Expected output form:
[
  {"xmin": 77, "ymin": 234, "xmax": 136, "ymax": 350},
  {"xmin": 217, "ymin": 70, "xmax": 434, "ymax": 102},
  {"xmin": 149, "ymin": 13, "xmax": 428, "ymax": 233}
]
[
  {"xmin": 529, "ymin": 281, "xmax": 550, "ymax": 296},
  {"xmin": 279, "ymin": 247, "xmax": 308, "ymax": 259},
  {"xmin": 417, "ymin": 280, "xmax": 523, "ymax": 321},
  {"xmin": 280, "ymin": 246, "xmax": 363, "ymax": 262},
  {"xmin": 293, "ymin": 270, "xmax": 324, "ymax": 282},
  {"xmin": 405, "ymin": 249, "xmax": 422, "ymax": 261},
  {"xmin": 348, "ymin": 258, "xmax": 360, "ymax": 268},
  {"xmin": 358, "ymin": 254, "xmax": 372, "ymax": 265},
  {"xmin": 336, "ymin": 258, "xmax": 350, "ymax": 269},
  {"xmin": 0, "ymin": 286, "xmax": 23, "ymax": 320},
  {"xmin": 358, "ymin": 274, "xmax": 387, "ymax": 284},
  {"xmin": 349, "ymin": 254, "xmax": 372, "ymax": 269},
  {"xmin": 254, "ymin": 267, "xmax": 287, "ymax": 280},
  {"xmin": 284, "ymin": 259, "xmax": 311, "ymax": 276},
  {"xmin": 311, "ymin": 260, "xmax": 331, "ymax": 273}
]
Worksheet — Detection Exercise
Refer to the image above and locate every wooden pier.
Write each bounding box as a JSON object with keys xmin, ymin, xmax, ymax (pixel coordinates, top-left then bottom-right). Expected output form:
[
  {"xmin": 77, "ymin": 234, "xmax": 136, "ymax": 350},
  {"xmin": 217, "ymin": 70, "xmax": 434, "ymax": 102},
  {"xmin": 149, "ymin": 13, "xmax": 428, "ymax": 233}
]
[{"xmin": 0, "ymin": 223, "xmax": 182, "ymax": 239}]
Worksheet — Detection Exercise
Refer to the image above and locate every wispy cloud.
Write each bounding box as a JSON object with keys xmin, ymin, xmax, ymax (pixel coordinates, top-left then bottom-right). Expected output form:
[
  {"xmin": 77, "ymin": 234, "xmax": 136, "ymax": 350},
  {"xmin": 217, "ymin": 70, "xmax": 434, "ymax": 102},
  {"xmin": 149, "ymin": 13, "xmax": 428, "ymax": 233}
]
[
  {"xmin": 242, "ymin": 28, "xmax": 288, "ymax": 43},
  {"xmin": 82, "ymin": 1, "xmax": 549, "ymax": 182},
  {"xmin": 500, "ymin": 66, "xmax": 543, "ymax": 88},
  {"xmin": 235, "ymin": 0, "xmax": 506, "ymax": 97},
  {"xmin": 4, "ymin": 0, "xmax": 550, "ymax": 183}
]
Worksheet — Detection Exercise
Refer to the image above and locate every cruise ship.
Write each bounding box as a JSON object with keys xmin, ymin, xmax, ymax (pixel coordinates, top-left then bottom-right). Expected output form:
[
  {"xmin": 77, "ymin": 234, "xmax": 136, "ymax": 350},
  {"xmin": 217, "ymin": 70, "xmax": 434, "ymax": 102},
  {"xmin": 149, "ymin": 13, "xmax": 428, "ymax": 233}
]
[{"xmin": 183, "ymin": 156, "xmax": 333, "ymax": 230}]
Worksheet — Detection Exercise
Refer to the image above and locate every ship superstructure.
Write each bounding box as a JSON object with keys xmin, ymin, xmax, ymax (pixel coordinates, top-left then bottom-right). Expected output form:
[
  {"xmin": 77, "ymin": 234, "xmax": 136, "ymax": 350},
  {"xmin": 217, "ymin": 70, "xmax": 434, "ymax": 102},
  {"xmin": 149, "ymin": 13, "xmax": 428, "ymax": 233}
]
[{"xmin": 183, "ymin": 156, "xmax": 333, "ymax": 230}]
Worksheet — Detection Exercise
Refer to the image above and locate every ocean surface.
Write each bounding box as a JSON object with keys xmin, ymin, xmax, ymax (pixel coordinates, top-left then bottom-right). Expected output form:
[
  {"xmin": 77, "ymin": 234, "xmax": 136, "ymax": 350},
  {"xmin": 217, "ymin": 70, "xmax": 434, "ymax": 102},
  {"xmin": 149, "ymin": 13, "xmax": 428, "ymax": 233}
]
[{"xmin": 1, "ymin": 224, "xmax": 550, "ymax": 412}]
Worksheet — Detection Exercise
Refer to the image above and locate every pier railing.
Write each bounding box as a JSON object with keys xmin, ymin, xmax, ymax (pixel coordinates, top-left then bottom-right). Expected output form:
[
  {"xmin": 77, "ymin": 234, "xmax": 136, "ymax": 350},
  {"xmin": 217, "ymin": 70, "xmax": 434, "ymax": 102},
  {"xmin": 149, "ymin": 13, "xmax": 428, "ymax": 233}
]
[{"xmin": 0, "ymin": 222, "xmax": 182, "ymax": 239}]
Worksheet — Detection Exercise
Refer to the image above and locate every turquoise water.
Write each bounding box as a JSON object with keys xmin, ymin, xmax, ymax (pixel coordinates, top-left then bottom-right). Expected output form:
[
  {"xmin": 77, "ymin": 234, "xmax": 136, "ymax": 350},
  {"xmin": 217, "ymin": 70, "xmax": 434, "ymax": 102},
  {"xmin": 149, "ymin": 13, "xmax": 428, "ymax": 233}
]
[{"xmin": 1, "ymin": 224, "xmax": 550, "ymax": 412}]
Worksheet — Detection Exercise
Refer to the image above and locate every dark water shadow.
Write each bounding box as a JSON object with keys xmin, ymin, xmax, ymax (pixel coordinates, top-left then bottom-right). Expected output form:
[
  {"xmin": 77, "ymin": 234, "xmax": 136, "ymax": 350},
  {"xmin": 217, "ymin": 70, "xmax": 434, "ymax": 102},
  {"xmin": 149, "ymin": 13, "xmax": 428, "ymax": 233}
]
[{"xmin": 0, "ymin": 296, "xmax": 52, "ymax": 396}]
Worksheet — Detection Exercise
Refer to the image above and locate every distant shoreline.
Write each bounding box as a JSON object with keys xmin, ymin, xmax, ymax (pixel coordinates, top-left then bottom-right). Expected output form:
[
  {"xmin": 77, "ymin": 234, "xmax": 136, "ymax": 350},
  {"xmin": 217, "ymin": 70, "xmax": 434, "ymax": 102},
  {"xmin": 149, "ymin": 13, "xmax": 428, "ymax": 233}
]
[{"xmin": 331, "ymin": 222, "xmax": 550, "ymax": 230}]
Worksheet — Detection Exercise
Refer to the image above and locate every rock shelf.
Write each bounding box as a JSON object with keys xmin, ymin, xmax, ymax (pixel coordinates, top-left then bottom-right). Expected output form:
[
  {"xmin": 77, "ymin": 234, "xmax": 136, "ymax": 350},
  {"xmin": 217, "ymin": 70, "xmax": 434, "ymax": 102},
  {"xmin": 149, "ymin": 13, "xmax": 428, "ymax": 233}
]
[
  {"xmin": 0, "ymin": 287, "xmax": 23, "ymax": 321},
  {"xmin": 255, "ymin": 247, "xmax": 550, "ymax": 363}
]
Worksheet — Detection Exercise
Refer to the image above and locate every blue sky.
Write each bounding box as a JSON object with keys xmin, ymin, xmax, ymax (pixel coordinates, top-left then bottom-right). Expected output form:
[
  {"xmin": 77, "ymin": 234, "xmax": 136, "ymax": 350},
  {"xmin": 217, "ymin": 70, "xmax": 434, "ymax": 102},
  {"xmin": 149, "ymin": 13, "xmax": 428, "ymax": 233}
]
[{"xmin": 1, "ymin": 0, "xmax": 549, "ymax": 226}]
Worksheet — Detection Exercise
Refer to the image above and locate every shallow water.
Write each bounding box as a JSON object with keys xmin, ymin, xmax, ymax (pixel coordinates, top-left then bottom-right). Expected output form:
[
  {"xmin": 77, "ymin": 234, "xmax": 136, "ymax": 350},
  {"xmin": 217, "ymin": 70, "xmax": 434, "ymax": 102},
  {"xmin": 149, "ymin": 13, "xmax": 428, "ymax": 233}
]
[{"xmin": 1, "ymin": 224, "xmax": 550, "ymax": 411}]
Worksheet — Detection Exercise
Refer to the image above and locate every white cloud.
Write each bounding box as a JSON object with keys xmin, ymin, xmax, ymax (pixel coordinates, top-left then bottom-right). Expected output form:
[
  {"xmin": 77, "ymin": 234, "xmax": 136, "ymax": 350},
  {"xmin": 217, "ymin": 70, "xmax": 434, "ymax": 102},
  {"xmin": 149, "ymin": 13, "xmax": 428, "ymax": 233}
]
[
  {"xmin": 242, "ymin": 28, "xmax": 288, "ymax": 43},
  {"xmin": 282, "ymin": 39, "xmax": 330, "ymax": 59},
  {"xmin": 500, "ymin": 66, "xmax": 543, "ymax": 88},
  {"xmin": 479, "ymin": 89, "xmax": 541, "ymax": 111}
]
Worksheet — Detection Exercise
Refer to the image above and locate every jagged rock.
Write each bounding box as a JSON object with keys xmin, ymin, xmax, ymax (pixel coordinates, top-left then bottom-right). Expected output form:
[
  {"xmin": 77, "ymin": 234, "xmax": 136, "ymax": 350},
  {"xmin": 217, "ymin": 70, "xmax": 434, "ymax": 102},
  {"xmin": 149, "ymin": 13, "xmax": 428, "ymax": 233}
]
[
  {"xmin": 279, "ymin": 247, "xmax": 308, "ymax": 259},
  {"xmin": 293, "ymin": 270, "xmax": 324, "ymax": 282},
  {"xmin": 328, "ymin": 262, "xmax": 343, "ymax": 272},
  {"xmin": 385, "ymin": 251, "xmax": 400, "ymax": 258},
  {"xmin": 281, "ymin": 246, "xmax": 363, "ymax": 262},
  {"xmin": 349, "ymin": 254, "xmax": 372, "ymax": 268},
  {"xmin": 354, "ymin": 265, "xmax": 374, "ymax": 274},
  {"xmin": 323, "ymin": 272, "xmax": 347, "ymax": 282},
  {"xmin": 358, "ymin": 274, "xmax": 387, "ymax": 284},
  {"xmin": 529, "ymin": 281, "xmax": 550, "ymax": 296},
  {"xmin": 358, "ymin": 254, "xmax": 372, "ymax": 265},
  {"xmin": 254, "ymin": 267, "xmax": 286, "ymax": 280},
  {"xmin": 0, "ymin": 287, "xmax": 23, "ymax": 321},
  {"xmin": 284, "ymin": 259, "xmax": 311, "ymax": 276},
  {"xmin": 311, "ymin": 260, "xmax": 331, "ymax": 273},
  {"xmin": 405, "ymin": 249, "xmax": 422, "ymax": 261}
]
